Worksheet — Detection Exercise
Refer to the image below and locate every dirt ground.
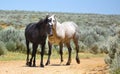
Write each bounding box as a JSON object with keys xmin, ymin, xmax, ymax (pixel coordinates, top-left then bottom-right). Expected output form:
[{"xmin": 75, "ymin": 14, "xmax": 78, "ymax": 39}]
[{"xmin": 0, "ymin": 58, "xmax": 109, "ymax": 74}]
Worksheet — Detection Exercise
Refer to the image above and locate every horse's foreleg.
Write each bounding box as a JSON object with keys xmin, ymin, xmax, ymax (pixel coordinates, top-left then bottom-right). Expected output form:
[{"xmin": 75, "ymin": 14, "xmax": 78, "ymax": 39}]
[
  {"xmin": 32, "ymin": 44, "xmax": 38, "ymax": 67},
  {"xmin": 26, "ymin": 40, "xmax": 30, "ymax": 66},
  {"xmin": 46, "ymin": 41, "xmax": 52, "ymax": 65},
  {"xmin": 66, "ymin": 43, "xmax": 72, "ymax": 65},
  {"xmin": 59, "ymin": 43, "xmax": 63, "ymax": 63},
  {"xmin": 40, "ymin": 43, "xmax": 45, "ymax": 67}
]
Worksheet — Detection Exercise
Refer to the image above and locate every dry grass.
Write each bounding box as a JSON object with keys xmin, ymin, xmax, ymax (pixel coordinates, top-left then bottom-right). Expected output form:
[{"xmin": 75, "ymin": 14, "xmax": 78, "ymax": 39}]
[{"xmin": 0, "ymin": 51, "xmax": 106, "ymax": 61}]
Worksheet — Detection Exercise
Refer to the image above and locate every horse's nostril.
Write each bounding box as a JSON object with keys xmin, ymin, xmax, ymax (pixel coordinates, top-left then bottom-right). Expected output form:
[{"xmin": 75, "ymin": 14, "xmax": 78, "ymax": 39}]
[
  {"xmin": 50, "ymin": 34, "xmax": 53, "ymax": 36},
  {"xmin": 48, "ymin": 32, "xmax": 53, "ymax": 36}
]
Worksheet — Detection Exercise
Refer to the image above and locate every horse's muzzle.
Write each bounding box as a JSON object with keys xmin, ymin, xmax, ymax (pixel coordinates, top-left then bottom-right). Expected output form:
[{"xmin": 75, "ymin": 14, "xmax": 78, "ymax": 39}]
[
  {"xmin": 49, "ymin": 32, "xmax": 53, "ymax": 36},
  {"xmin": 48, "ymin": 29, "xmax": 53, "ymax": 36},
  {"xmin": 48, "ymin": 24, "xmax": 53, "ymax": 36}
]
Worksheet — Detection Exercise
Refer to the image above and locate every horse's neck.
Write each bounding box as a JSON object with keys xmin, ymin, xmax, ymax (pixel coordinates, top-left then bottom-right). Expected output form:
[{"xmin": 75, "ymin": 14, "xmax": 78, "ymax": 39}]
[
  {"xmin": 54, "ymin": 21, "xmax": 65, "ymax": 38},
  {"xmin": 37, "ymin": 19, "xmax": 46, "ymax": 29},
  {"xmin": 55, "ymin": 22, "xmax": 62, "ymax": 29},
  {"xmin": 36, "ymin": 21, "xmax": 47, "ymax": 36}
]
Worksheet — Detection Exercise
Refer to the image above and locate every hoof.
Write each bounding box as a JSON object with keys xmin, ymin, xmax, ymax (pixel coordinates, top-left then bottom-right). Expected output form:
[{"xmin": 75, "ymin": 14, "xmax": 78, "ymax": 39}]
[
  {"xmin": 40, "ymin": 64, "xmax": 44, "ymax": 67},
  {"xmin": 61, "ymin": 59, "xmax": 63, "ymax": 62},
  {"xmin": 26, "ymin": 62, "xmax": 29, "ymax": 66},
  {"xmin": 45, "ymin": 61, "xmax": 50, "ymax": 66},
  {"xmin": 28, "ymin": 62, "xmax": 32, "ymax": 67},
  {"xmin": 76, "ymin": 58, "xmax": 80, "ymax": 64},
  {"xmin": 66, "ymin": 62, "xmax": 70, "ymax": 65},
  {"xmin": 33, "ymin": 64, "xmax": 36, "ymax": 67},
  {"xmin": 60, "ymin": 60, "xmax": 64, "ymax": 65},
  {"xmin": 26, "ymin": 62, "xmax": 32, "ymax": 67}
]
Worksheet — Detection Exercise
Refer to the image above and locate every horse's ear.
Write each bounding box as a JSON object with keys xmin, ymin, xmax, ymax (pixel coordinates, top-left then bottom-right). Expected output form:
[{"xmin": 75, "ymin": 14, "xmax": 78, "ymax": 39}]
[
  {"xmin": 46, "ymin": 13, "xmax": 50, "ymax": 18},
  {"xmin": 54, "ymin": 14, "xmax": 57, "ymax": 21},
  {"xmin": 53, "ymin": 14, "xmax": 56, "ymax": 18}
]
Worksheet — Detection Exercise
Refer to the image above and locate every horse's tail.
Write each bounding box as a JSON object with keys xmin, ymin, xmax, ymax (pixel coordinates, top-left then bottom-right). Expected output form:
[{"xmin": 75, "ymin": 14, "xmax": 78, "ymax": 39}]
[
  {"xmin": 25, "ymin": 23, "xmax": 33, "ymax": 30},
  {"xmin": 75, "ymin": 29, "xmax": 81, "ymax": 40},
  {"xmin": 70, "ymin": 22, "xmax": 80, "ymax": 34},
  {"xmin": 73, "ymin": 22, "xmax": 81, "ymax": 39}
]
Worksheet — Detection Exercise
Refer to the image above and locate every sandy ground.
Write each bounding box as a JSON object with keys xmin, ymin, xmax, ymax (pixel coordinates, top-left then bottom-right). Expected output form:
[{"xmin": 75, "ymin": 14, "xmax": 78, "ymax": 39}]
[{"xmin": 0, "ymin": 58, "xmax": 109, "ymax": 74}]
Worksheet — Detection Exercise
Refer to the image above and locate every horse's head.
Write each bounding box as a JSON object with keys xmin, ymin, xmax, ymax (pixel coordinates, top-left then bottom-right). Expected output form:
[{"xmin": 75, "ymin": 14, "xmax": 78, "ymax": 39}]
[
  {"xmin": 48, "ymin": 15, "xmax": 56, "ymax": 36},
  {"xmin": 48, "ymin": 15, "xmax": 56, "ymax": 25},
  {"xmin": 48, "ymin": 14, "xmax": 57, "ymax": 28},
  {"xmin": 45, "ymin": 14, "xmax": 54, "ymax": 36}
]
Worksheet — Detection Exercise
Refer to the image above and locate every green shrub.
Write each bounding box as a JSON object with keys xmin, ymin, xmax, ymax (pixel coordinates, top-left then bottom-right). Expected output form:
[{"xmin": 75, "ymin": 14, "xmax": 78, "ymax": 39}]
[
  {"xmin": 0, "ymin": 26, "xmax": 26, "ymax": 52},
  {"xmin": 104, "ymin": 55, "xmax": 112, "ymax": 65},
  {"xmin": 110, "ymin": 53, "xmax": 120, "ymax": 74},
  {"xmin": 0, "ymin": 26, "xmax": 18, "ymax": 42},
  {"xmin": 16, "ymin": 40, "xmax": 26, "ymax": 53},
  {"xmin": 112, "ymin": 68, "xmax": 120, "ymax": 74},
  {"xmin": 79, "ymin": 42, "xmax": 87, "ymax": 52},
  {"xmin": 6, "ymin": 41, "xmax": 17, "ymax": 51},
  {"xmin": 89, "ymin": 43, "xmax": 100, "ymax": 54},
  {"xmin": 99, "ymin": 43, "xmax": 109, "ymax": 54},
  {"xmin": 0, "ymin": 41, "xmax": 7, "ymax": 55},
  {"xmin": 104, "ymin": 33, "xmax": 120, "ymax": 74},
  {"xmin": 0, "ymin": 26, "xmax": 3, "ymax": 30}
]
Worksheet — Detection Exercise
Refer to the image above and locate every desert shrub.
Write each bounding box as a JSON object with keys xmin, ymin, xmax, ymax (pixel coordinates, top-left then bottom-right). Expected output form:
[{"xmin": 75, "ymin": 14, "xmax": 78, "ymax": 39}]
[
  {"xmin": 16, "ymin": 40, "xmax": 26, "ymax": 52},
  {"xmin": 6, "ymin": 41, "xmax": 17, "ymax": 51},
  {"xmin": 99, "ymin": 43, "xmax": 109, "ymax": 54},
  {"xmin": 104, "ymin": 33, "xmax": 120, "ymax": 74},
  {"xmin": 93, "ymin": 25, "xmax": 108, "ymax": 37},
  {"xmin": 110, "ymin": 52, "xmax": 120, "ymax": 74},
  {"xmin": 104, "ymin": 55, "xmax": 112, "ymax": 65},
  {"xmin": 111, "ymin": 45, "xmax": 120, "ymax": 74},
  {"xmin": 0, "ymin": 26, "xmax": 3, "ymax": 30},
  {"xmin": 79, "ymin": 41, "xmax": 87, "ymax": 52},
  {"xmin": 89, "ymin": 43, "xmax": 99, "ymax": 54},
  {"xmin": 0, "ymin": 41, "xmax": 7, "ymax": 55},
  {"xmin": 0, "ymin": 26, "xmax": 19, "ymax": 42},
  {"xmin": 0, "ymin": 26, "xmax": 26, "ymax": 52}
]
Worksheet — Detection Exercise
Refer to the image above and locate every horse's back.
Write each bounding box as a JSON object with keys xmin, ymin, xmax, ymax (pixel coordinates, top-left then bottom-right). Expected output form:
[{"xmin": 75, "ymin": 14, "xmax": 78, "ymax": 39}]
[
  {"xmin": 61, "ymin": 21, "xmax": 79, "ymax": 38},
  {"xmin": 25, "ymin": 23, "xmax": 38, "ymax": 42},
  {"xmin": 25, "ymin": 23, "xmax": 36, "ymax": 32},
  {"xmin": 62, "ymin": 21, "xmax": 78, "ymax": 30}
]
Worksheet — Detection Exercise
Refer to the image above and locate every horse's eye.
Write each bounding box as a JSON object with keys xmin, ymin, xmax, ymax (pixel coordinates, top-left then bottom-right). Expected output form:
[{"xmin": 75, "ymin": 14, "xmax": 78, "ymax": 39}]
[
  {"xmin": 53, "ymin": 20, "xmax": 55, "ymax": 23},
  {"xmin": 48, "ymin": 18, "xmax": 51, "ymax": 22},
  {"xmin": 48, "ymin": 20, "xmax": 51, "ymax": 22}
]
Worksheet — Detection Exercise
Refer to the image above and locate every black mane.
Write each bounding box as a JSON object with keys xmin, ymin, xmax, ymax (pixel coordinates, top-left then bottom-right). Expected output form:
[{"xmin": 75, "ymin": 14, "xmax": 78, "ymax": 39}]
[{"xmin": 36, "ymin": 19, "xmax": 45, "ymax": 27}]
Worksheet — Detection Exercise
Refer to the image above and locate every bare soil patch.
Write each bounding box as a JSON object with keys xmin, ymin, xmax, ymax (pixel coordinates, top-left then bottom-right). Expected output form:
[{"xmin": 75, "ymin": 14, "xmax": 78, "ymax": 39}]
[{"xmin": 0, "ymin": 58, "xmax": 108, "ymax": 74}]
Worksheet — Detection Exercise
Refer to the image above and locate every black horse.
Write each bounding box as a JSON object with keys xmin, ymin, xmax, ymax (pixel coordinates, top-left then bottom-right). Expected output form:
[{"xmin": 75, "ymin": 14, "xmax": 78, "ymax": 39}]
[{"xmin": 25, "ymin": 15, "xmax": 53, "ymax": 67}]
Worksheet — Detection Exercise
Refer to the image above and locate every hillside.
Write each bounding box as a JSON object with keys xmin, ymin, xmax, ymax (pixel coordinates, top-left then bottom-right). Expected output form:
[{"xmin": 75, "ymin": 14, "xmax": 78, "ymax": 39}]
[
  {"xmin": 0, "ymin": 10, "xmax": 120, "ymax": 52},
  {"xmin": 0, "ymin": 10, "xmax": 120, "ymax": 28}
]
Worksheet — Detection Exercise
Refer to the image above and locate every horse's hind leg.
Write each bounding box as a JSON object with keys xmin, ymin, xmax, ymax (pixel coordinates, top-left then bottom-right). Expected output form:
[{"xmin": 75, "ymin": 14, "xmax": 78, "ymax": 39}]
[
  {"xmin": 66, "ymin": 42, "xmax": 72, "ymax": 65},
  {"xmin": 29, "ymin": 44, "xmax": 38, "ymax": 67},
  {"xmin": 59, "ymin": 42, "xmax": 63, "ymax": 63},
  {"xmin": 73, "ymin": 38, "xmax": 80, "ymax": 64},
  {"xmin": 26, "ymin": 40, "xmax": 30, "ymax": 66}
]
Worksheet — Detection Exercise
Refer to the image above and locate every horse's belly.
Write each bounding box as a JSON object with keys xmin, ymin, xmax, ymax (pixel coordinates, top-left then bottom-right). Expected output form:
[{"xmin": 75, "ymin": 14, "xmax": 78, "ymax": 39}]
[{"xmin": 48, "ymin": 36, "xmax": 61, "ymax": 45}]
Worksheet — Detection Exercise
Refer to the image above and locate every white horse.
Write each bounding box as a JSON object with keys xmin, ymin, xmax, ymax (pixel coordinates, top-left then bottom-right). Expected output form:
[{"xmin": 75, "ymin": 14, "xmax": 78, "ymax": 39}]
[{"xmin": 46, "ymin": 15, "xmax": 80, "ymax": 65}]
